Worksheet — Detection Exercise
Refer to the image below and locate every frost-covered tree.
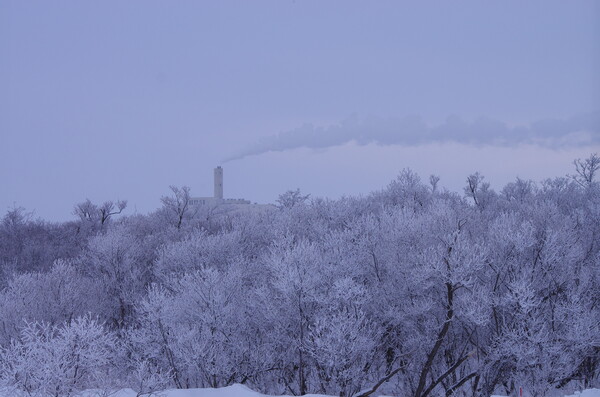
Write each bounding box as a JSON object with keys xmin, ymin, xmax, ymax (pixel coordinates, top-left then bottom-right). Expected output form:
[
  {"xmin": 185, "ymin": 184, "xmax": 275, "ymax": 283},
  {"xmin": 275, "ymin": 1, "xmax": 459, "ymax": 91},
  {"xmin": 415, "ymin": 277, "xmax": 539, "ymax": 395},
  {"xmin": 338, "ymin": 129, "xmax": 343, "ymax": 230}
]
[
  {"xmin": 464, "ymin": 172, "xmax": 496, "ymax": 210},
  {"xmin": 82, "ymin": 226, "xmax": 149, "ymax": 328},
  {"xmin": 0, "ymin": 157, "xmax": 599, "ymax": 396},
  {"xmin": 572, "ymin": 153, "xmax": 600, "ymax": 188},
  {"xmin": 276, "ymin": 189, "xmax": 310, "ymax": 209},
  {"xmin": 0, "ymin": 260, "xmax": 106, "ymax": 345},
  {"xmin": 0, "ymin": 316, "xmax": 117, "ymax": 397},
  {"xmin": 74, "ymin": 199, "xmax": 127, "ymax": 232},
  {"xmin": 160, "ymin": 185, "xmax": 193, "ymax": 230}
]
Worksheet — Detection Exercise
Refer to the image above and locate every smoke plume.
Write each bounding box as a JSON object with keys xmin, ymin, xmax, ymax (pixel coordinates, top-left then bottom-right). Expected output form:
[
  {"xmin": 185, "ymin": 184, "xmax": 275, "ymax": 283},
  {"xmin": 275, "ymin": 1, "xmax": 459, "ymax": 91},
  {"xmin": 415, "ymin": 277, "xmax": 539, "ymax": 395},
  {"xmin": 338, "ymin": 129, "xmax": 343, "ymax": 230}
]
[{"xmin": 224, "ymin": 112, "xmax": 600, "ymax": 162}]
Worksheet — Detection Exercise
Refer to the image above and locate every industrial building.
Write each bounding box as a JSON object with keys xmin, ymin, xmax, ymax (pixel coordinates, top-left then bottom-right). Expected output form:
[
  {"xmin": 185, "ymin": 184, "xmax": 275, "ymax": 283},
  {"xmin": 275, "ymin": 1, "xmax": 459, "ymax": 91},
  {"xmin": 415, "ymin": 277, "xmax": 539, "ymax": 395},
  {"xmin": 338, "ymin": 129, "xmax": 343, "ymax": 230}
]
[{"xmin": 189, "ymin": 166, "xmax": 250, "ymax": 206}]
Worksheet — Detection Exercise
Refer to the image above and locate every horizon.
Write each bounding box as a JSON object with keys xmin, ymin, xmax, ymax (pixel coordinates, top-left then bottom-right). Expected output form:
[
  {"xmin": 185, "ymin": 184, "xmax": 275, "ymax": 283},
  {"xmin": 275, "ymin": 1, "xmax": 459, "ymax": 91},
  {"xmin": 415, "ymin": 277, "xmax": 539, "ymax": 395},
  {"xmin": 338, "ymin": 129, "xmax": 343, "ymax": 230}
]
[{"xmin": 7, "ymin": 151, "xmax": 598, "ymax": 223}]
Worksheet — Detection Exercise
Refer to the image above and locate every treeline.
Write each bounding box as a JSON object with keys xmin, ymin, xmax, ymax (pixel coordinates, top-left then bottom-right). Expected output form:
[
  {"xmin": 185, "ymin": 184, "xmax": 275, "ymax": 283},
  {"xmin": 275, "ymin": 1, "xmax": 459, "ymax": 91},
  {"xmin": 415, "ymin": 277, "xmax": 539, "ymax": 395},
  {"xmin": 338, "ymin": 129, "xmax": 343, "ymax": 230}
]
[{"xmin": 0, "ymin": 155, "xmax": 599, "ymax": 397}]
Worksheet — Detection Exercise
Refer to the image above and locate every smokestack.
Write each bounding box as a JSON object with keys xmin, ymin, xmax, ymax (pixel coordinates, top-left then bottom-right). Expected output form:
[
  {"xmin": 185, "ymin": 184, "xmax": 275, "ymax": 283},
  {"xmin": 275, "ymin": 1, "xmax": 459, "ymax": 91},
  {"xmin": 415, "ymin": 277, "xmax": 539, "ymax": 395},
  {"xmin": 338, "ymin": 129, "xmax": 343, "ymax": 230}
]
[{"xmin": 214, "ymin": 166, "xmax": 223, "ymax": 199}]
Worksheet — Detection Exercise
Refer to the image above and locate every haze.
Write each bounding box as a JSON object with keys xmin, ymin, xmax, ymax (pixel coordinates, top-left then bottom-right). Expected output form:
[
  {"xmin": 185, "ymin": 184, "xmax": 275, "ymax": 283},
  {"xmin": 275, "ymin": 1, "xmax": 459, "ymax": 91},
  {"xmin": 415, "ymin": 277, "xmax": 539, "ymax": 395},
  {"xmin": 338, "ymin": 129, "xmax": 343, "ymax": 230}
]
[{"xmin": 1, "ymin": 1, "xmax": 599, "ymax": 221}]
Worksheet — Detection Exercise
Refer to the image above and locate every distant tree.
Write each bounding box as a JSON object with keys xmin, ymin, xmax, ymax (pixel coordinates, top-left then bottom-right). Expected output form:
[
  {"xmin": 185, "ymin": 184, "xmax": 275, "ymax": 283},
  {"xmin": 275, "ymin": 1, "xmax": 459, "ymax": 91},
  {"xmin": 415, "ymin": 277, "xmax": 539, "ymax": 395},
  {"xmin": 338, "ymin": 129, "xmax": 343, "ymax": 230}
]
[
  {"xmin": 153, "ymin": 229, "xmax": 244, "ymax": 279},
  {"xmin": 0, "ymin": 207, "xmax": 30, "ymax": 281},
  {"xmin": 429, "ymin": 174, "xmax": 440, "ymax": 193},
  {"xmin": 1, "ymin": 206, "xmax": 32, "ymax": 229},
  {"xmin": 74, "ymin": 199, "xmax": 127, "ymax": 231},
  {"xmin": 276, "ymin": 189, "xmax": 310, "ymax": 209},
  {"xmin": 501, "ymin": 177, "xmax": 536, "ymax": 204},
  {"xmin": 464, "ymin": 172, "xmax": 495, "ymax": 210},
  {"xmin": 98, "ymin": 200, "xmax": 127, "ymax": 225},
  {"xmin": 160, "ymin": 186, "xmax": 192, "ymax": 229},
  {"xmin": 374, "ymin": 168, "xmax": 431, "ymax": 210},
  {"xmin": 0, "ymin": 208, "xmax": 83, "ymax": 276},
  {"xmin": 571, "ymin": 153, "xmax": 600, "ymax": 188}
]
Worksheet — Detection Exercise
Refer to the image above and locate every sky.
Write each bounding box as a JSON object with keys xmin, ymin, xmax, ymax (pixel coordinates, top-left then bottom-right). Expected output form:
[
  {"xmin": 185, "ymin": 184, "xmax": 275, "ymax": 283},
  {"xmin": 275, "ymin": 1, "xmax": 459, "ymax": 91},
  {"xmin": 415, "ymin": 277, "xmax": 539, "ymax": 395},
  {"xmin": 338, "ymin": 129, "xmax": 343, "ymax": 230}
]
[{"xmin": 1, "ymin": 1, "xmax": 599, "ymax": 222}]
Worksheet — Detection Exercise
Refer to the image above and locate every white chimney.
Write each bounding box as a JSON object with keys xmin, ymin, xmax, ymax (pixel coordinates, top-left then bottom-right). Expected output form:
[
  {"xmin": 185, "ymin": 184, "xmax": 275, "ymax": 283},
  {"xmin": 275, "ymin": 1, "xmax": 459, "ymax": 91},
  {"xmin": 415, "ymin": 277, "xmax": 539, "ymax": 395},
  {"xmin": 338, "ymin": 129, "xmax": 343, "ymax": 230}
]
[{"xmin": 214, "ymin": 166, "xmax": 223, "ymax": 199}]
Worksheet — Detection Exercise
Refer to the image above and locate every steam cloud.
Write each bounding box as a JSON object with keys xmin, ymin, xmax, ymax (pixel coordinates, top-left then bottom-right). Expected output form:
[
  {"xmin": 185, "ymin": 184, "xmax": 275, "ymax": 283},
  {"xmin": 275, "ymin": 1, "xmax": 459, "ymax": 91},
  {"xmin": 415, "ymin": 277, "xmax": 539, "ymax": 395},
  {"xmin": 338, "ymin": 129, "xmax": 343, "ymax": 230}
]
[{"xmin": 224, "ymin": 112, "xmax": 600, "ymax": 162}]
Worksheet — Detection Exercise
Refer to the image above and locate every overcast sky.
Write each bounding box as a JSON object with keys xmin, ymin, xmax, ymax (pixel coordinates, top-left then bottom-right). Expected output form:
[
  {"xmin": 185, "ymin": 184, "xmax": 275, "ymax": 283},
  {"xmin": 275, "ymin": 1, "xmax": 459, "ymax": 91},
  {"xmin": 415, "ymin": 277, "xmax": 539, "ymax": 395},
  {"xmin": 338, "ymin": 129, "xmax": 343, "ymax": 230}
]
[{"xmin": 1, "ymin": 1, "xmax": 599, "ymax": 221}]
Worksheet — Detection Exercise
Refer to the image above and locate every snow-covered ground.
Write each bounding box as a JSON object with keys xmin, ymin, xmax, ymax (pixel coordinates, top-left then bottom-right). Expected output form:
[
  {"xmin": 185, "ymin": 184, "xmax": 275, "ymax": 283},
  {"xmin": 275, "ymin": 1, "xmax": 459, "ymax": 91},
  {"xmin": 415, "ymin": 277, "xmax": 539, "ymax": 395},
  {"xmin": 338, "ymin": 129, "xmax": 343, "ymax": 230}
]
[
  {"xmin": 564, "ymin": 391, "xmax": 600, "ymax": 397},
  {"xmin": 1, "ymin": 384, "xmax": 598, "ymax": 397},
  {"xmin": 492, "ymin": 390, "xmax": 600, "ymax": 397},
  {"xmin": 0, "ymin": 384, "xmax": 330, "ymax": 397},
  {"xmin": 102, "ymin": 384, "xmax": 329, "ymax": 397}
]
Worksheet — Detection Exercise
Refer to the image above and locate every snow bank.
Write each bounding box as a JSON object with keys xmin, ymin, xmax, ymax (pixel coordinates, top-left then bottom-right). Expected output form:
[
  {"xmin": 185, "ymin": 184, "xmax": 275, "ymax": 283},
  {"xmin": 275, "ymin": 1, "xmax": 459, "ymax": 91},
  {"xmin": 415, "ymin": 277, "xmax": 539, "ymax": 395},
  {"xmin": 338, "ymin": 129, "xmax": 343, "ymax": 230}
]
[
  {"xmin": 491, "ymin": 389, "xmax": 600, "ymax": 397},
  {"xmin": 564, "ymin": 389, "xmax": 600, "ymax": 397},
  {"xmin": 1, "ymin": 384, "xmax": 331, "ymax": 397}
]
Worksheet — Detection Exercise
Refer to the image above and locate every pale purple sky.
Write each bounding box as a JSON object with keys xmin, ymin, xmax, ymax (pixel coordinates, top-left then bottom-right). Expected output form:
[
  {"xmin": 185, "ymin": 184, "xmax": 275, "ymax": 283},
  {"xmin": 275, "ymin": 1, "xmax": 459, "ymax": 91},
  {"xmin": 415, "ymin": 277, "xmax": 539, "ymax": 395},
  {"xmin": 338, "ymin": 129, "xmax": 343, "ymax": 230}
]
[{"xmin": 1, "ymin": 1, "xmax": 599, "ymax": 221}]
